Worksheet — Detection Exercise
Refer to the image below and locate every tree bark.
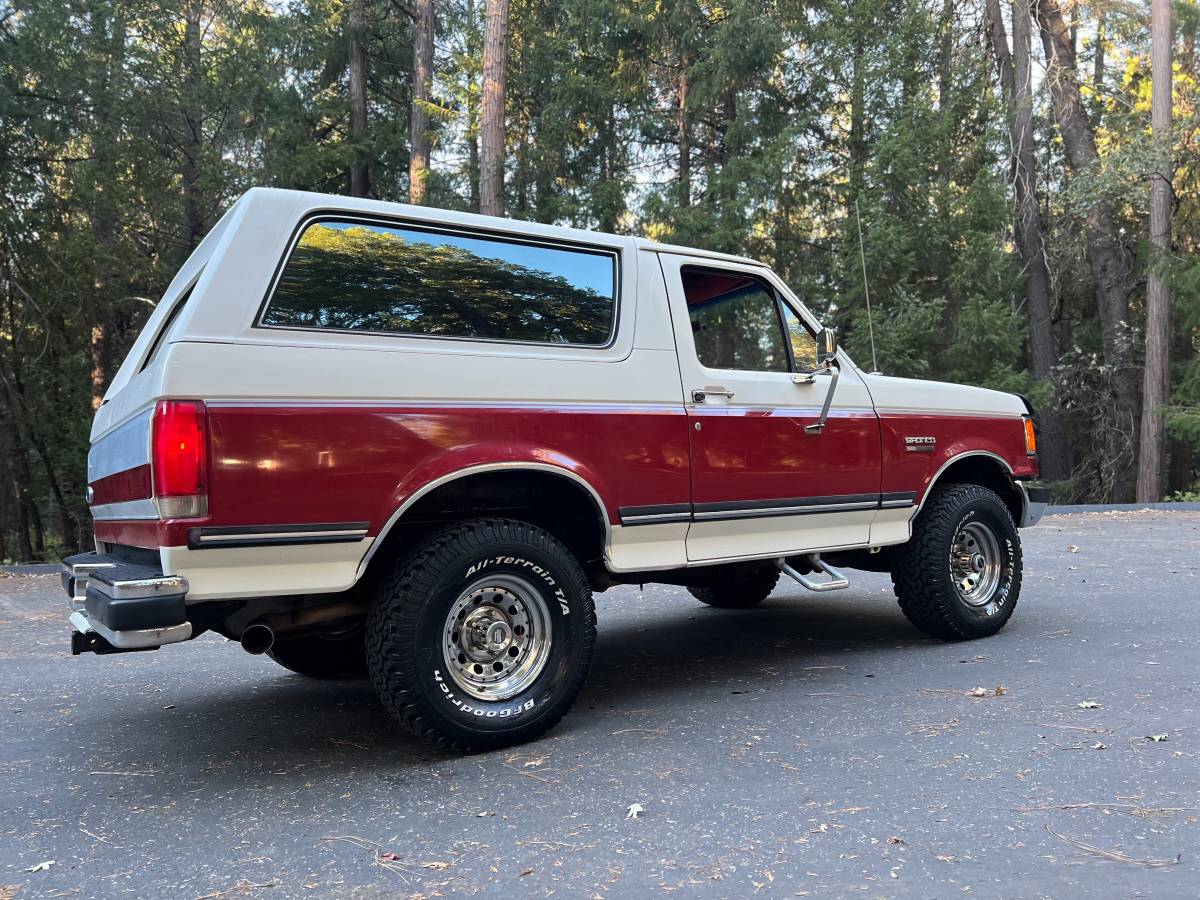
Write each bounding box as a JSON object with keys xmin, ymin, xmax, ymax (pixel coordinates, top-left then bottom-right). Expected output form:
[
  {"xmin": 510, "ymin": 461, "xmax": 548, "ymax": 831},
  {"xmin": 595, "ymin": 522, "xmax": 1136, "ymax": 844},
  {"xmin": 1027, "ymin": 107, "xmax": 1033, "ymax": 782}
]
[
  {"xmin": 464, "ymin": 0, "xmax": 481, "ymax": 212},
  {"xmin": 1031, "ymin": 0, "xmax": 1140, "ymax": 500},
  {"xmin": 479, "ymin": 0, "xmax": 509, "ymax": 217},
  {"xmin": 347, "ymin": 0, "xmax": 370, "ymax": 198},
  {"xmin": 1182, "ymin": 10, "xmax": 1196, "ymax": 78},
  {"xmin": 678, "ymin": 45, "xmax": 690, "ymax": 208},
  {"xmin": 989, "ymin": 6, "xmax": 1079, "ymax": 483},
  {"xmin": 1091, "ymin": 10, "xmax": 1105, "ymax": 125},
  {"xmin": 408, "ymin": 0, "xmax": 435, "ymax": 204},
  {"xmin": 181, "ymin": 0, "xmax": 206, "ymax": 246},
  {"xmin": 1136, "ymin": 0, "xmax": 1173, "ymax": 502},
  {"xmin": 89, "ymin": 3, "xmax": 125, "ymax": 410},
  {"xmin": 986, "ymin": 0, "xmax": 1071, "ymax": 481}
]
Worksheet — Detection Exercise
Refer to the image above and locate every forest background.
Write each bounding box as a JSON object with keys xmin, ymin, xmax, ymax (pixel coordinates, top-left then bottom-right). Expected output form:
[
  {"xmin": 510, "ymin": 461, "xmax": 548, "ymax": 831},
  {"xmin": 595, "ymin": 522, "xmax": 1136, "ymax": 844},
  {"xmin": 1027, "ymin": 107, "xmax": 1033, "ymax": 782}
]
[{"xmin": 0, "ymin": 0, "xmax": 1196, "ymax": 560}]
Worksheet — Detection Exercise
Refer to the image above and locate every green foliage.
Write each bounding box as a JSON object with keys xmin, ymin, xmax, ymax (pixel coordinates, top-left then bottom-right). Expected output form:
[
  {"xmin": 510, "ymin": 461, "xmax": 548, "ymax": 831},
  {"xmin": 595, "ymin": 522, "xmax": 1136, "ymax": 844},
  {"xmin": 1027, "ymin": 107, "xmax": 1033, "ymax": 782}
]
[{"xmin": 0, "ymin": 0, "xmax": 1197, "ymax": 558}]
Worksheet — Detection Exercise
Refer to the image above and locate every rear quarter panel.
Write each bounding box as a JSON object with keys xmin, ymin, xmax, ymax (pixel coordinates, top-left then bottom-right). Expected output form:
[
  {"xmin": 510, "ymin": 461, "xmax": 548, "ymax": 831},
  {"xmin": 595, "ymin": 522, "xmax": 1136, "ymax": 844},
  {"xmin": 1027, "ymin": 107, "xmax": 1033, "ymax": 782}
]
[{"xmin": 95, "ymin": 194, "xmax": 693, "ymax": 595}]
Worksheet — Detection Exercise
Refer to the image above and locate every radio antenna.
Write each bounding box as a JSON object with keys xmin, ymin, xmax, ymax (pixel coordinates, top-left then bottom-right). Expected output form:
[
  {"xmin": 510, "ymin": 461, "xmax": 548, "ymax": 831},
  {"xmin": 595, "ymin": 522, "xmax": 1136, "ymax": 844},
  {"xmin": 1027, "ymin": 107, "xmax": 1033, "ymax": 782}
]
[{"xmin": 854, "ymin": 199, "xmax": 879, "ymax": 374}]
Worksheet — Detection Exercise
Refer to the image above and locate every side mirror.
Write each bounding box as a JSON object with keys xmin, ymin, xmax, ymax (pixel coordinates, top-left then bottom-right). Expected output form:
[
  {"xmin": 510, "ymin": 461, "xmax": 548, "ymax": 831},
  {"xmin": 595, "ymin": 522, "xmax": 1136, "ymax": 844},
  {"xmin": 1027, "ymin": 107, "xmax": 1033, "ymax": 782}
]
[
  {"xmin": 817, "ymin": 327, "xmax": 838, "ymax": 366},
  {"xmin": 801, "ymin": 327, "xmax": 840, "ymax": 435}
]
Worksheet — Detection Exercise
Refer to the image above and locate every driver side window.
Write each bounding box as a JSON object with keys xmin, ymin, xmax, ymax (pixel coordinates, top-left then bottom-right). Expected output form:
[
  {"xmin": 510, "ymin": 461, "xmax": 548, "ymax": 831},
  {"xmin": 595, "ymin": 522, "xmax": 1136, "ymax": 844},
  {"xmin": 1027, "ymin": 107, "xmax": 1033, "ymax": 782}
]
[{"xmin": 682, "ymin": 267, "xmax": 789, "ymax": 372}]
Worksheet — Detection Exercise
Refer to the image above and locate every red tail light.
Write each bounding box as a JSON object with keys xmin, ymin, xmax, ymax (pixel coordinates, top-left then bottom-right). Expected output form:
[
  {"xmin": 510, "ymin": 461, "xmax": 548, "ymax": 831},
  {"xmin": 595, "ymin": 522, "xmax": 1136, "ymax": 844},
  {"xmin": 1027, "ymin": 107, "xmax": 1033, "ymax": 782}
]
[{"xmin": 152, "ymin": 399, "xmax": 209, "ymax": 518}]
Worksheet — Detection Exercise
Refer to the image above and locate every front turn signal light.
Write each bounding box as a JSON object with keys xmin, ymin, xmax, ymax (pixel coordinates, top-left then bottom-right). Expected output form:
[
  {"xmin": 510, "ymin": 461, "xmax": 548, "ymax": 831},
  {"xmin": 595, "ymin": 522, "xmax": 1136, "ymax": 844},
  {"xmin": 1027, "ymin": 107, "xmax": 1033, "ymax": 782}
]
[{"xmin": 1023, "ymin": 417, "xmax": 1038, "ymax": 457}]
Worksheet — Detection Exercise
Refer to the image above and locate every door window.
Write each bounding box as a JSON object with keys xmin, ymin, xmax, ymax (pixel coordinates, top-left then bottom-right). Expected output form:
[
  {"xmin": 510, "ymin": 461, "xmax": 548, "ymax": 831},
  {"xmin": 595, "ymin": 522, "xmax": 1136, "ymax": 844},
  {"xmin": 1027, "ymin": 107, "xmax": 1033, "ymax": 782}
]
[{"xmin": 682, "ymin": 267, "xmax": 788, "ymax": 372}]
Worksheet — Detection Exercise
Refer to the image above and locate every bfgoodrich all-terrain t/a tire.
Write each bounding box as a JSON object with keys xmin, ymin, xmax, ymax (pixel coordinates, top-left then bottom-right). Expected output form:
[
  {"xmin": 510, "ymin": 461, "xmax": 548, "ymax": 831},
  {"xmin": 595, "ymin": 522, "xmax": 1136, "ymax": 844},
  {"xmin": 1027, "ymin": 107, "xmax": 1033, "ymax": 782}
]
[
  {"xmin": 365, "ymin": 518, "xmax": 596, "ymax": 752},
  {"xmin": 891, "ymin": 484, "xmax": 1022, "ymax": 640}
]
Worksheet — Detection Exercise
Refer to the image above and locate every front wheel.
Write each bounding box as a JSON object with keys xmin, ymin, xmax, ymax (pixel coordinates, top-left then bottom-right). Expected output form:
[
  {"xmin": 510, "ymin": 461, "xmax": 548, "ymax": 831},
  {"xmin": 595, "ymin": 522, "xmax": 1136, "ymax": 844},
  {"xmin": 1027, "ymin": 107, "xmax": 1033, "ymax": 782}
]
[
  {"xmin": 891, "ymin": 484, "xmax": 1022, "ymax": 640},
  {"xmin": 366, "ymin": 519, "xmax": 596, "ymax": 752}
]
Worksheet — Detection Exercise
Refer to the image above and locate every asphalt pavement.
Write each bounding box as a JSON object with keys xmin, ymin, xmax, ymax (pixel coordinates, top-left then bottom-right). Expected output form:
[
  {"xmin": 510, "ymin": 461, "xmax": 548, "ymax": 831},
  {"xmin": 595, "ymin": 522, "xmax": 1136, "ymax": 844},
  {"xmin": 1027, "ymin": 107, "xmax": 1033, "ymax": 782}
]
[{"xmin": 1, "ymin": 511, "xmax": 1198, "ymax": 898}]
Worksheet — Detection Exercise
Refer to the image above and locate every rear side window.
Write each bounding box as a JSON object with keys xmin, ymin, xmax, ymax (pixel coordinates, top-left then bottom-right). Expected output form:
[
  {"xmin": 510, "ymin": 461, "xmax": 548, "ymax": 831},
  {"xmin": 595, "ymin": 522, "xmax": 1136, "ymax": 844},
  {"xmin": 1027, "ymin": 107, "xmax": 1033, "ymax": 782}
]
[
  {"xmin": 260, "ymin": 218, "xmax": 618, "ymax": 345},
  {"xmin": 140, "ymin": 283, "xmax": 195, "ymax": 371}
]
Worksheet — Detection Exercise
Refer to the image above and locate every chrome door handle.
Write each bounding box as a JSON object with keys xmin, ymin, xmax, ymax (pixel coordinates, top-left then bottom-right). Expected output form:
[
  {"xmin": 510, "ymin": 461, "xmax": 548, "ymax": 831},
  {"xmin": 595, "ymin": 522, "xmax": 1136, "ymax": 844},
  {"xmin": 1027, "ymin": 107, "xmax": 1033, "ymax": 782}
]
[{"xmin": 692, "ymin": 387, "xmax": 735, "ymax": 403}]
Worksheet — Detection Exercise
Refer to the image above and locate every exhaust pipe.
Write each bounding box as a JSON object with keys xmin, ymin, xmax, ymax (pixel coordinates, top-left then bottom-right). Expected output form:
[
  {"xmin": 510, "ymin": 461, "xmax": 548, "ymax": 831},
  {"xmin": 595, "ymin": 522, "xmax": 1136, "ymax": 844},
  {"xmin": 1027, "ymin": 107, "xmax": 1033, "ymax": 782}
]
[{"xmin": 240, "ymin": 622, "xmax": 275, "ymax": 655}]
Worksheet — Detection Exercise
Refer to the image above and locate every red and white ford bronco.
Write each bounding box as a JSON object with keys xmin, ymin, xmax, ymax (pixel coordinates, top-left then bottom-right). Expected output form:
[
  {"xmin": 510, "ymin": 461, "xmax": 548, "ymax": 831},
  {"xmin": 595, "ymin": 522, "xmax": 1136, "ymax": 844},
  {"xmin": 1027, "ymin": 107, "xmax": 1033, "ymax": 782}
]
[{"xmin": 64, "ymin": 188, "xmax": 1047, "ymax": 750}]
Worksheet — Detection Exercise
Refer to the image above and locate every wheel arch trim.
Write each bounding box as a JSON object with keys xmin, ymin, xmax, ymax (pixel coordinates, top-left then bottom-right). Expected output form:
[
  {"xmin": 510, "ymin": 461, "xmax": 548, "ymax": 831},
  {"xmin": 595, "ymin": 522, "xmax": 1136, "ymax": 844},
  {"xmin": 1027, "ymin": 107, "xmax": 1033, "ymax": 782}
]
[
  {"xmin": 912, "ymin": 450, "xmax": 1021, "ymax": 523},
  {"xmin": 355, "ymin": 462, "xmax": 613, "ymax": 580}
]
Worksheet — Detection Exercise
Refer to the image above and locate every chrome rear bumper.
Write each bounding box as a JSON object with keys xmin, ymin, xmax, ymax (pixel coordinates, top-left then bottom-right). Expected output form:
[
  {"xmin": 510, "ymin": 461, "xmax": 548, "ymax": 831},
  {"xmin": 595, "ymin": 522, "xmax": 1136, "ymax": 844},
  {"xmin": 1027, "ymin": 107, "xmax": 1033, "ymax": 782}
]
[{"xmin": 62, "ymin": 553, "xmax": 192, "ymax": 653}]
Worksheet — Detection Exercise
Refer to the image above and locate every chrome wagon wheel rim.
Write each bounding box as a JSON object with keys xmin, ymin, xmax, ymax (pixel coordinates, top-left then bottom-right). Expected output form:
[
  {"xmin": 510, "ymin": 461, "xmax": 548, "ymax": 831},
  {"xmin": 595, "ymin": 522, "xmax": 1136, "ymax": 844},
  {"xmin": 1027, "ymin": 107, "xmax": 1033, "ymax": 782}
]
[
  {"xmin": 442, "ymin": 574, "xmax": 552, "ymax": 701},
  {"xmin": 950, "ymin": 520, "xmax": 1003, "ymax": 606}
]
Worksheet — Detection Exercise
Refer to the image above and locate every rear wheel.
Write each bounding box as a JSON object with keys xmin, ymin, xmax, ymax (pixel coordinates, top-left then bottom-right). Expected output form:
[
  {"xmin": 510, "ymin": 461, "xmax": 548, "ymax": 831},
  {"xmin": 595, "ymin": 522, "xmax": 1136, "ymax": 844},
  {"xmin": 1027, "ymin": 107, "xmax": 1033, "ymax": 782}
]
[
  {"xmin": 891, "ymin": 484, "xmax": 1021, "ymax": 640},
  {"xmin": 688, "ymin": 564, "xmax": 780, "ymax": 609},
  {"xmin": 366, "ymin": 518, "xmax": 595, "ymax": 752},
  {"xmin": 268, "ymin": 626, "xmax": 367, "ymax": 679}
]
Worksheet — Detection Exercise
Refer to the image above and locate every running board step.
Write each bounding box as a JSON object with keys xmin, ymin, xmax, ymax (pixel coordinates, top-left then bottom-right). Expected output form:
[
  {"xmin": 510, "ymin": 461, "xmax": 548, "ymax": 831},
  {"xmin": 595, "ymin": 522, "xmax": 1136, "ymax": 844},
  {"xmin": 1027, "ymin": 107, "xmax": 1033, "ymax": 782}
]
[{"xmin": 778, "ymin": 555, "xmax": 850, "ymax": 593}]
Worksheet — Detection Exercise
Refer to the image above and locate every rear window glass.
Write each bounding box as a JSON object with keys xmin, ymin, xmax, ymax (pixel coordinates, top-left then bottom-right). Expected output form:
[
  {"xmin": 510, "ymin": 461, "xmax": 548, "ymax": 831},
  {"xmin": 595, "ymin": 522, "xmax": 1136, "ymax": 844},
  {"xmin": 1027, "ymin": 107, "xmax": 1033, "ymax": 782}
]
[{"xmin": 260, "ymin": 219, "xmax": 617, "ymax": 345}]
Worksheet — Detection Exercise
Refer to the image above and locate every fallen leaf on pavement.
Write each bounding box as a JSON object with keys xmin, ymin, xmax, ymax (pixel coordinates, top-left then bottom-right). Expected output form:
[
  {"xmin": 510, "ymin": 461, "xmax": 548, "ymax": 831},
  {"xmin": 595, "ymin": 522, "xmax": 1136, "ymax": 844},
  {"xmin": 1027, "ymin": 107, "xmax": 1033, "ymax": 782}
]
[{"xmin": 967, "ymin": 685, "xmax": 1006, "ymax": 698}]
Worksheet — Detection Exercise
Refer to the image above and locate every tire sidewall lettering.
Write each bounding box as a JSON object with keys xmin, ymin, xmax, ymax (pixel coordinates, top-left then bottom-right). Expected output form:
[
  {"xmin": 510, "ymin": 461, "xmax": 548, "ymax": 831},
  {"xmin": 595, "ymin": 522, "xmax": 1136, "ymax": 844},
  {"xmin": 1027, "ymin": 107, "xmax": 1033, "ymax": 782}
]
[
  {"xmin": 948, "ymin": 500, "xmax": 1019, "ymax": 621},
  {"xmin": 465, "ymin": 555, "xmax": 570, "ymax": 615},
  {"xmin": 421, "ymin": 545, "xmax": 579, "ymax": 727}
]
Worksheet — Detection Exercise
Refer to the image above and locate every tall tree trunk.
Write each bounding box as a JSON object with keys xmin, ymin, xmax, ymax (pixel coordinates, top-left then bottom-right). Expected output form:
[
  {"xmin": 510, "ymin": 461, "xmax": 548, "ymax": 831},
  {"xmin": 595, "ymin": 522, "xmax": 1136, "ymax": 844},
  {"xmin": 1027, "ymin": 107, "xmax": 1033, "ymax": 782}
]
[
  {"xmin": 347, "ymin": 0, "xmax": 370, "ymax": 198},
  {"xmin": 7, "ymin": 418, "xmax": 44, "ymax": 559},
  {"xmin": 1091, "ymin": 10, "xmax": 1105, "ymax": 125},
  {"xmin": 479, "ymin": 0, "xmax": 509, "ymax": 216},
  {"xmin": 1031, "ymin": 0, "xmax": 1139, "ymax": 500},
  {"xmin": 11, "ymin": 471, "xmax": 35, "ymax": 561},
  {"xmin": 1182, "ymin": 11, "xmax": 1196, "ymax": 78},
  {"xmin": 465, "ymin": 0, "xmax": 481, "ymax": 211},
  {"xmin": 408, "ymin": 0, "xmax": 435, "ymax": 204},
  {"xmin": 678, "ymin": 46, "xmax": 690, "ymax": 208},
  {"xmin": 987, "ymin": 0, "xmax": 1071, "ymax": 481},
  {"xmin": 181, "ymin": 0, "xmax": 206, "ymax": 246},
  {"xmin": 848, "ymin": 32, "xmax": 866, "ymax": 205},
  {"xmin": 89, "ymin": 5, "xmax": 125, "ymax": 410},
  {"xmin": 1136, "ymin": 0, "xmax": 1173, "ymax": 502}
]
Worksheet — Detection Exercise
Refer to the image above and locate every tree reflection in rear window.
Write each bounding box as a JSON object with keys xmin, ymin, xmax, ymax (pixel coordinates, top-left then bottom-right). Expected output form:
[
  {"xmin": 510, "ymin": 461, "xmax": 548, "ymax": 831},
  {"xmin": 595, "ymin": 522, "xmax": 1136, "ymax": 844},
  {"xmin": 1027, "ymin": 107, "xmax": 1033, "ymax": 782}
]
[{"xmin": 260, "ymin": 218, "xmax": 618, "ymax": 346}]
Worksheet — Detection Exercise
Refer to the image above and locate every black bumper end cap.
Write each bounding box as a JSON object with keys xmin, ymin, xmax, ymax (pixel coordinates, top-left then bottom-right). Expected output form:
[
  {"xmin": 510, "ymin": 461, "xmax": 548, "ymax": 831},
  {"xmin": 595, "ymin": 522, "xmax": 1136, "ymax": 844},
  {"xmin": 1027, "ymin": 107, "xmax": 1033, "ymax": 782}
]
[{"xmin": 84, "ymin": 586, "xmax": 187, "ymax": 632}]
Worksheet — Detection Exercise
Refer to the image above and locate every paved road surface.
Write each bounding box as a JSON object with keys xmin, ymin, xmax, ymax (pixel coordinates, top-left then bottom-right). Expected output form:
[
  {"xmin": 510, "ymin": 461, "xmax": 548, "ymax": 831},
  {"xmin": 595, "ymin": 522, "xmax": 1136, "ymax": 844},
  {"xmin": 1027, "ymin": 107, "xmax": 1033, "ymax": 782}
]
[{"xmin": 1, "ymin": 511, "xmax": 1198, "ymax": 898}]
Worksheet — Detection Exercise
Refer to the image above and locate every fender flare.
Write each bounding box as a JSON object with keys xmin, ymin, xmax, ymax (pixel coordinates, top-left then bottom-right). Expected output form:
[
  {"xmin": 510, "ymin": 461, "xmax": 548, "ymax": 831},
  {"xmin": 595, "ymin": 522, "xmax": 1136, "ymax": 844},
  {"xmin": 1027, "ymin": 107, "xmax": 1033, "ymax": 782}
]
[
  {"xmin": 355, "ymin": 461, "xmax": 613, "ymax": 579},
  {"xmin": 913, "ymin": 450, "xmax": 1016, "ymax": 517}
]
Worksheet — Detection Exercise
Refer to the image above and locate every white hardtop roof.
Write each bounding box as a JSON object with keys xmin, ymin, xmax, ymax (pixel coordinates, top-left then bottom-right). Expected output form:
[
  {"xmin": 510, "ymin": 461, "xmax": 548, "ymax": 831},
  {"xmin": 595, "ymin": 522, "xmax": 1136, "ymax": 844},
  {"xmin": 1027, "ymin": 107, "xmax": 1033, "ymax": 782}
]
[{"xmin": 237, "ymin": 187, "xmax": 766, "ymax": 268}]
